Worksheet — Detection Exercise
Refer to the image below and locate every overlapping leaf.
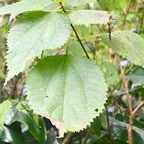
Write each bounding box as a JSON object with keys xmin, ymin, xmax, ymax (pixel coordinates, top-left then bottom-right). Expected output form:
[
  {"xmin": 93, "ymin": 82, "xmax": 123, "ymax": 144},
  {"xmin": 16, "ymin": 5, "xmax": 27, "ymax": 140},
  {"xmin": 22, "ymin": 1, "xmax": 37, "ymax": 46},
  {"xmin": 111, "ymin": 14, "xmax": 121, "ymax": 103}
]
[
  {"xmin": 0, "ymin": 0, "xmax": 52, "ymax": 21},
  {"xmin": 66, "ymin": 0, "xmax": 93, "ymax": 7},
  {"xmin": 69, "ymin": 10, "xmax": 109, "ymax": 25},
  {"xmin": 0, "ymin": 71, "xmax": 6, "ymax": 79},
  {"xmin": 0, "ymin": 100, "xmax": 11, "ymax": 127},
  {"xmin": 101, "ymin": 31, "xmax": 144, "ymax": 68},
  {"xmin": 100, "ymin": 61, "xmax": 119, "ymax": 86},
  {"xmin": 26, "ymin": 55, "xmax": 108, "ymax": 137},
  {"xmin": 126, "ymin": 67, "xmax": 144, "ymax": 85},
  {"xmin": 0, "ymin": 123, "xmax": 25, "ymax": 144},
  {"xmin": 5, "ymin": 105, "xmax": 47, "ymax": 143},
  {"xmin": 5, "ymin": 12, "xmax": 71, "ymax": 84}
]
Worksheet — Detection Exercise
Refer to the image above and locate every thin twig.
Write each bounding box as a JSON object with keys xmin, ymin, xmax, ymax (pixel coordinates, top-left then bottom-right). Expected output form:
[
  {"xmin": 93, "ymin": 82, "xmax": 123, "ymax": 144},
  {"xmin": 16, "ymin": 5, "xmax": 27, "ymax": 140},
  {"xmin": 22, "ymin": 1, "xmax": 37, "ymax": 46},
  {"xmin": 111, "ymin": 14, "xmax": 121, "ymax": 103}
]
[
  {"xmin": 105, "ymin": 106, "xmax": 114, "ymax": 144},
  {"xmin": 59, "ymin": 2, "xmax": 90, "ymax": 59},
  {"xmin": 69, "ymin": 34, "xmax": 101, "ymax": 41},
  {"xmin": 81, "ymin": 34, "xmax": 101, "ymax": 40},
  {"xmin": 117, "ymin": 55, "xmax": 133, "ymax": 144},
  {"xmin": 122, "ymin": 0, "xmax": 132, "ymax": 30},
  {"xmin": 118, "ymin": 0, "xmax": 134, "ymax": 143},
  {"xmin": 96, "ymin": 24, "xmax": 104, "ymax": 32},
  {"xmin": 132, "ymin": 101, "xmax": 144, "ymax": 118},
  {"xmin": 62, "ymin": 133, "xmax": 73, "ymax": 144},
  {"xmin": 70, "ymin": 24, "xmax": 90, "ymax": 59},
  {"xmin": 52, "ymin": 6, "xmax": 62, "ymax": 13},
  {"xmin": 83, "ymin": 129, "xmax": 92, "ymax": 144},
  {"xmin": 139, "ymin": 12, "xmax": 144, "ymax": 34}
]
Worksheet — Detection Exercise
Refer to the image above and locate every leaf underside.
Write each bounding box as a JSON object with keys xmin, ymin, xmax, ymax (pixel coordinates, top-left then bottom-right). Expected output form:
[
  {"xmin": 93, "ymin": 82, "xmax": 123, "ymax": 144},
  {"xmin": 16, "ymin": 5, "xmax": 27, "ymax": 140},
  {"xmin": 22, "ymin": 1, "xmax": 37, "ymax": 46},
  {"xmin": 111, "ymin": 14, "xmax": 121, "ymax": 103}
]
[
  {"xmin": 69, "ymin": 10, "xmax": 109, "ymax": 25},
  {"xmin": 26, "ymin": 55, "xmax": 107, "ymax": 137},
  {"xmin": 5, "ymin": 12, "xmax": 71, "ymax": 84},
  {"xmin": 0, "ymin": 0, "xmax": 52, "ymax": 21},
  {"xmin": 101, "ymin": 31, "xmax": 144, "ymax": 68}
]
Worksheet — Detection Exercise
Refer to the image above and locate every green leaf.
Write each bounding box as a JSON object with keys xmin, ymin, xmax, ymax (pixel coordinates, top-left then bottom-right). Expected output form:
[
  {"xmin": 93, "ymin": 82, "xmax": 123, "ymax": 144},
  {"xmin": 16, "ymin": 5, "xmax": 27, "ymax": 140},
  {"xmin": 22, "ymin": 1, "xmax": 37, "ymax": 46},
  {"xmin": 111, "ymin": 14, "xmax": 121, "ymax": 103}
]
[
  {"xmin": 69, "ymin": 10, "xmax": 109, "ymax": 25},
  {"xmin": 0, "ymin": 122, "xmax": 25, "ymax": 144},
  {"xmin": 0, "ymin": 71, "xmax": 6, "ymax": 79},
  {"xmin": 38, "ymin": 117, "xmax": 47, "ymax": 144},
  {"xmin": 101, "ymin": 31, "xmax": 144, "ymax": 68},
  {"xmin": 66, "ymin": 0, "xmax": 93, "ymax": 7},
  {"xmin": 98, "ymin": 0, "xmax": 110, "ymax": 10},
  {"xmin": 5, "ymin": 12, "xmax": 71, "ymax": 84},
  {"xmin": 44, "ymin": 3, "xmax": 60, "ymax": 11},
  {"xmin": 16, "ymin": 101, "xmax": 30, "ymax": 114},
  {"xmin": 0, "ymin": 0, "xmax": 52, "ymax": 21},
  {"xmin": 26, "ymin": 55, "xmax": 107, "ymax": 137},
  {"xmin": 110, "ymin": 117, "xmax": 144, "ymax": 144},
  {"xmin": 67, "ymin": 41, "xmax": 84, "ymax": 57},
  {"xmin": 126, "ymin": 67, "xmax": 144, "ymax": 85},
  {"xmin": 100, "ymin": 61, "xmax": 119, "ymax": 86},
  {"xmin": 91, "ymin": 117, "xmax": 101, "ymax": 137},
  {"xmin": 0, "ymin": 100, "xmax": 12, "ymax": 127},
  {"xmin": 98, "ymin": 0, "xmax": 128, "ymax": 12},
  {"xmin": 6, "ymin": 106, "xmax": 47, "ymax": 143}
]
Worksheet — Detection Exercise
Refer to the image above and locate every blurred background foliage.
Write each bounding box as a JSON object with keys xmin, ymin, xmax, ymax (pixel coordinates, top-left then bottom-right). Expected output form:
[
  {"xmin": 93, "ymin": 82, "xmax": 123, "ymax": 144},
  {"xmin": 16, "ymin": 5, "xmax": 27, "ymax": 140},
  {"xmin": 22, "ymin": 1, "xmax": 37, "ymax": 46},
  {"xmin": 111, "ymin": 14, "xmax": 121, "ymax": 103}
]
[{"xmin": 0, "ymin": 0, "xmax": 144, "ymax": 143}]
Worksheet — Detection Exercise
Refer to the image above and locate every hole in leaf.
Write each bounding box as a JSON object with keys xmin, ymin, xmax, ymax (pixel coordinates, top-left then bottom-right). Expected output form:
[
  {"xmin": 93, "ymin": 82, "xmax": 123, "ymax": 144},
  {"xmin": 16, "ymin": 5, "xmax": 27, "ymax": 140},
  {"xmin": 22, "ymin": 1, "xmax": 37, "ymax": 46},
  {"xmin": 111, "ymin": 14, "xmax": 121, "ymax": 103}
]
[{"xmin": 96, "ymin": 109, "xmax": 98, "ymax": 112}]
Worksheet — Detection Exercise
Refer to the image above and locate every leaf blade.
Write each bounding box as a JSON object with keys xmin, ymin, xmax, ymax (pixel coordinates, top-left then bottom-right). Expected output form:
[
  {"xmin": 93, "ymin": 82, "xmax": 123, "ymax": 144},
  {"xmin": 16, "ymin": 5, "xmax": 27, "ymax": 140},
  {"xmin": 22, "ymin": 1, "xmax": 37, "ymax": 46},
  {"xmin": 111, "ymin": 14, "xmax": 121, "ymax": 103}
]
[
  {"xmin": 0, "ymin": 0, "xmax": 52, "ymax": 21},
  {"xmin": 5, "ymin": 12, "xmax": 71, "ymax": 84},
  {"xmin": 69, "ymin": 10, "xmax": 109, "ymax": 25},
  {"xmin": 0, "ymin": 100, "xmax": 12, "ymax": 127},
  {"xmin": 26, "ymin": 55, "xmax": 107, "ymax": 137},
  {"xmin": 66, "ymin": 0, "xmax": 93, "ymax": 7},
  {"xmin": 101, "ymin": 31, "xmax": 144, "ymax": 68}
]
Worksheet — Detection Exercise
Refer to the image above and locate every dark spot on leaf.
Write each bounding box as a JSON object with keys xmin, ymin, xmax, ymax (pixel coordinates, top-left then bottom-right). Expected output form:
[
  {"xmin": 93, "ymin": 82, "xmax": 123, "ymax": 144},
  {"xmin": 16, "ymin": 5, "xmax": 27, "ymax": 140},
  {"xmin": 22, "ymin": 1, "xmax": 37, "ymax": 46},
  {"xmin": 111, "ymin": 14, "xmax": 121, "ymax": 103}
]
[
  {"xmin": 45, "ymin": 95, "xmax": 48, "ymax": 98},
  {"xmin": 96, "ymin": 109, "xmax": 98, "ymax": 112},
  {"xmin": 111, "ymin": 73, "xmax": 114, "ymax": 76}
]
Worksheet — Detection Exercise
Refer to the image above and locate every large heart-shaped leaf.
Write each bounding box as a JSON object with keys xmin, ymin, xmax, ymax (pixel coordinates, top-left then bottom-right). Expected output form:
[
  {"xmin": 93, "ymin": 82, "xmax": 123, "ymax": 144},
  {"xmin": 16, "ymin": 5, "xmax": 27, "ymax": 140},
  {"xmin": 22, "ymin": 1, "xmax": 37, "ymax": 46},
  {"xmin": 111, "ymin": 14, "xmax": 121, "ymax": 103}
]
[
  {"xmin": 69, "ymin": 10, "xmax": 109, "ymax": 25},
  {"xmin": 101, "ymin": 31, "xmax": 144, "ymax": 68},
  {"xmin": 5, "ymin": 12, "xmax": 71, "ymax": 84},
  {"xmin": 26, "ymin": 55, "xmax": 107, "ymax": 137},
  {"xmin": 0, "ymin": 0, "xmax": 52, "ymax": 21}
]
